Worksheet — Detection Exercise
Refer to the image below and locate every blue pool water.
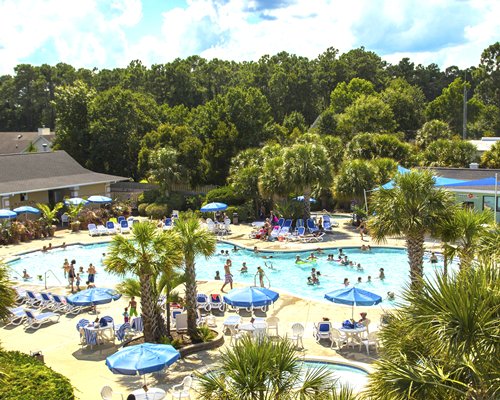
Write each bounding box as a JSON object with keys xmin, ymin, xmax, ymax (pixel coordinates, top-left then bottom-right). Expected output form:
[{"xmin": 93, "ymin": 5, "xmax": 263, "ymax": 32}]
[
  {"xmin": 301, "ymin": 361, "xmax": 369, "ymax": 390},
  {"xmin": 7, "ymin": 242, "xmax": 453, "ymax": 304}
]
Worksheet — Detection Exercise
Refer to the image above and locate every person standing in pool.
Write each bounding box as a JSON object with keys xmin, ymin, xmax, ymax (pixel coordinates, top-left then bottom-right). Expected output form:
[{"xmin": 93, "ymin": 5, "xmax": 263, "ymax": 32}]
[
  {"xmin": 68, "ymin": 260, "xmax": 76, "ymax": 293},
  {"xmin": 240, "ymin": 262, "xmax": 248, "ymax": 273},
  {"xmin": 220, "ymin": 259, "xmax": 233, "ymax": 293},
  {"xmin": 430, "ymin": 252, "xmax": 438, "ymax": 264},
  {"xmin": 343, "ymin": 278, "xmax": 350, "ymax": 286},
  {"xmin": 379, "ymin": 268, "xmax": 386, "ymax": 280},
  {"xmin": 62, "ymin": 259, "xmax": 70, "ymax": 278},
  {"xmin": 256, "ymin": 266, "xmax": 266, "ymax": 287},
  {"xmin": 87, "ymin": 263, "xmax": 96, "ymax": 285}
]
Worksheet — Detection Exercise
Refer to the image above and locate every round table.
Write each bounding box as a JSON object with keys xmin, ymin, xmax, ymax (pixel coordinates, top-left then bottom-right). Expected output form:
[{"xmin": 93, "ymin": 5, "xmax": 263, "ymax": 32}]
[
  {"xmin": 338, "ymin": 326, "xmax": 367, "ymax": 348},
  {"xmin": 131, "ymin": 387, "xmax": 166, "ymax": 400}
]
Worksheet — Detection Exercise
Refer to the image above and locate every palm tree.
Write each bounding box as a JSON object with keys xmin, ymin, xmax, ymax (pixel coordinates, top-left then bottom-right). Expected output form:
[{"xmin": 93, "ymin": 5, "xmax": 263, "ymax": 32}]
[
  {"xmin": 369, "ymin": 170, "xmax": 455, "ymax": 290},
  {"xmin": 437, "ymin": 208, "xmax": 493, "ymax": 271},
  {"xmin": 37, "ymin": 202, "xmax": 63, "ymax": 236},
  {"xmin": 196, "ymin": 336, "xmax": 353, "ymax": 399},
  {"xmin": 476, "ymin": 226, "xmax": 500, "ymax": 266},
  {"xmin": 65, "ymin": 202, "xmax": 86, "ymax": 231},
  {"xmin": 148, "ymin": 147, "xmax": 182, "ymax": 198},
  {"xmin": 367, "ymin": 260, "xmax": 500, "ymax": 399},
  {"xmin": 0, "ymin": 262, "xmax": 16, "ymax": 321},
  {"xmin": 172, "ymin": 212, "xmax": 216, "ymax": 341},
  {"xmin": 104, "ymin": 221, "xmax": 182, "ymax": 342},
  {"xmin": 281, "ymin": 143, "xmax": 332, "ymax": 220}
]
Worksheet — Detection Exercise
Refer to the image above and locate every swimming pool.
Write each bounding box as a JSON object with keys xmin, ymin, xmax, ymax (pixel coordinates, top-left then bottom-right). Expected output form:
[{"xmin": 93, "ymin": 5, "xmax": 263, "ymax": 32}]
[
  {"xmin": 301, "ymin": 360, "xmax": 369, "ymax": 391},
  {"xmin": 7, "ymin": 242, "xmax": 453, "ymax": 304}
]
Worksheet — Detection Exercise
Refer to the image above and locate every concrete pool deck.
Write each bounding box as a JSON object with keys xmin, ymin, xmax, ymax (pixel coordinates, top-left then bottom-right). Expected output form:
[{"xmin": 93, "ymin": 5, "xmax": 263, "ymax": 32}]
[{"xmin": 0, "ymin": 219, "xmax": 442, "ymax": 399}]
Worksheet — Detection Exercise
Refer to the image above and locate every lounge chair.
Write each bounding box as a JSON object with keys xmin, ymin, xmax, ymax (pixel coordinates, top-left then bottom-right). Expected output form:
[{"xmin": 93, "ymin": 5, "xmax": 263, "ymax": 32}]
[
  {"xmin": 306, "ymin": 219, "xmax": 319, "ymax": 234},
  {"xmin": 96, "ymin": 224, "xmax": 108, "ymax": 235},
  {"xmin": 14, "ymin": 288, "xmax": 27, "ymax": 305},
  {"xmin": 117, "ymin": 216, "xmax": 126, "ymax": 226},
  {"xmin": 25, "ymin": 291, "xmax": 42, "ymax": 308},
  {"xmin": 209, "ymin": 294, "xmax": 225, "ymax": 312},
  {"xmin": 39, "ymin": 292, "xmax": 58, "ymax": 310},
  {"xmin": 197, "ymin": 294, "xmax": 212, "ymax": 312},
  {"xmin": 120, "ymin": 220, "xmax": 130, "ymax": 234},
  {"xmin": 288, "ymin": 226, "xmax": 306, "ymax": 242},
  {"xmin": 106, "ymin": 221, "xmax": 117, "ymax": 235},
  {"xmin": 163, "ymin": 218, "xmax": 173, "ymax": 230},
  {"xmin": 3, "ymin": 306, "xmax": 28, "ymax": 326},
  {"xmin": 88, "ymin": 223, "xmax": 99, "ymax": 237},
  {"xmin": 313, "ymin": 321, "xmax": 333, "ymax": 344},
  {"xmin": 54, "ymin": 295, "xmax": 85, "ymax": 315},
  {"xmin": 322, "ymin": 215, "xmax": 338, "ymax": 232},
  {"xmin": 270, "ymin": 225, "xmax": 281, "ymax": 239},
  {"xmin": 295, "ymin": 219, "xmax": 304, "ymax": 233},
  {"xmin": 276, "ymin": 217, "xmax": 285, "ymax": 228},
  {"xmin": 24, "ymin": 309, "xmax": 60, "ymax": 330}
]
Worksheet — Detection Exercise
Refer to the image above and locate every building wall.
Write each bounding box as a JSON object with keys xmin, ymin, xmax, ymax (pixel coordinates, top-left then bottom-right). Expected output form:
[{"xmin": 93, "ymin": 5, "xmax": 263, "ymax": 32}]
[
  {"xmin": 6, "ymin": 191, "xmax": 49, "ymax": 208},
  {"xmin": 76, "ymin": 183, "xmax": 109, "ymax": 197},
  {"xmin": 453, "ymin": 191, "xmax": 500, "ymax": 222}
]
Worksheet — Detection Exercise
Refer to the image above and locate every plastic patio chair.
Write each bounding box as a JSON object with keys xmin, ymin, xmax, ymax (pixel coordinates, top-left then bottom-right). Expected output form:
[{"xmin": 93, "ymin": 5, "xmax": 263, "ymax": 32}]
[
  {"xmin": 266, "ymin": 316, "xmax": 280, "ymax": 337},
  {"xmin": 171, "ymin": 376, "xmax": 193, "ymax": 399},
  {"xmin": 101, "ymin": 385, "xmax": 124, "ymax": 400},
  {"xmin": 289, "ymin": 323, "xmax": 305, "ymax": 349}
]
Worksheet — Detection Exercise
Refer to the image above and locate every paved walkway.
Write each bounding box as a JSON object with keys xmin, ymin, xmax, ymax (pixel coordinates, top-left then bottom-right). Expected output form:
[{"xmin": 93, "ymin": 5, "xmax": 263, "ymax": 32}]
[{"xmin": 0, "ymin": 218, "xmax": 443, "ymax": 399}]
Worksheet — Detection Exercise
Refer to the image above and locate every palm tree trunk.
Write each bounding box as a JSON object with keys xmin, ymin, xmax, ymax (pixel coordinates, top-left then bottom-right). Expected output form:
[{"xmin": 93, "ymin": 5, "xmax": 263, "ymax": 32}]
[
  {"xmin": 139, "ymin": 272, "xmax": 158, "ymax": 342},
  {"xmin": 443, "ymin": 252, "xmax": 448, "ymax": 277},
  {"xmin": 406, "ymin": 233, "xmax": 425, "ymax": 291},
  {"xmin": 166, "ymin": 302, "xmax": 171, "ymax": 335},
  {"xmin": 185, "ymin": 260, "xmax": 199, "ymax": 341},
  {"xmin": 303, "ymin": 187, "xmax": 311, "ymax": 221}
]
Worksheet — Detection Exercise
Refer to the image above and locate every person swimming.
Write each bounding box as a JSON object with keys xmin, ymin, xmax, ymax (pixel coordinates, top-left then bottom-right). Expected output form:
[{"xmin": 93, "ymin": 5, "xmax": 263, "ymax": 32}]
[
  {"xmin": 356, "ymin": 276, "xmax": 362, "ymax": 284},
  {"xmin": 22, "ymin": 269, "xmax": 31, "ymax": 280},
  {"xmin": 379, "ymin": 268, "xmax": 386, "ymax": 280},
  {"xmin": 307, "ymin": 252, "xmax": 317, "ymax": 260},
  {"xmin": 387, "ymin": 291, "xmax": 395, "ymax": 300},
  {"xmin": 356, "ymin": 263, "xmax": 363, "ymax": 271},
  {"xmin": 341, "ymin": 256, "xmax": 349, "ymax": 266},
  {"xmin": 343, "ymin": 278, "xmax": 350, "ymax": 286},
  {"xmin": 367, "ymin": 275, "xmax": 372, "ymax": 283},
  {"xmin": 232, "ymin": 245, "xmax": 239, "ymax": 252},
  {"xmin": 240, "ymin": 262, "xmax": 248, "ymax": 273},
  {"xmin": 295, "ymin": 255, "xmax": 303, "ymax": 264}
]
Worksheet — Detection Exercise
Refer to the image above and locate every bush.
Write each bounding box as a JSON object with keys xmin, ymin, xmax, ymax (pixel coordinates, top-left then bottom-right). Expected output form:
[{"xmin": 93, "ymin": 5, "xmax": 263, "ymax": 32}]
[
  {"xmin": 168, "ymin": 192, "xmax": 186, "ymax": 211},
  {"xmin": 137, "ymin": 203, "xmax": 149, "ymax": 216},
  {"xmin": 145, "ymin": 203, "xmax": 169, "ymax": 219},
  {"xmin": 226, "ymin": 201, "xmax": 255, "ymax": 223},
  {"xmin": 197, "ymin": 325, "xmax": 217, "ymax": 342},
  {"xmin": 205, "ymin": 186, "xmax": 245, "ymax": 206},
  {"xmin": 0, "ymin": 350, "xmax": 74, "ymax": 399}
]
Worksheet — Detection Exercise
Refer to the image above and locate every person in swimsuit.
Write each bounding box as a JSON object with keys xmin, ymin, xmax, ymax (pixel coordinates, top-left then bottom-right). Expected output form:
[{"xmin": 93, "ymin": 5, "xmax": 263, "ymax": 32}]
[
  {"xmin": 68, "ymin": 260, "xmax": 76, "ymax": 292},
  {"xmin": 87, "ymin": 263, "xmax": 96, "ymax": 284},
  {"xmin": 256, "ymin": 266, "xmax": 266, "ymax": 287},
  {"xmin": 220, "ymin": 259, "xmax": 233, "ymax": 292},
  {"xmin": 430, "ymin": 252, "xmax": 438, "ymax": 264},
  {"xmin": 240, "ymin": 262, "xmax": 248, "ymax": 273},
  {"xmin": 129, "ymin": 296, "xmax": 138, "ymax": 317}
]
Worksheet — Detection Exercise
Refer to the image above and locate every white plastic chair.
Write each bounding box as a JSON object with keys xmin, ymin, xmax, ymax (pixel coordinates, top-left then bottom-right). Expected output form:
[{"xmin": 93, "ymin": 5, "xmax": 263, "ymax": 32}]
[
  {"xmin": 289, "ymin": 323, "xmax": 305, "ymax": 349},
  {"xmin": 266, "ymin": 316, "xmax": 280, "ymax": 337},
  {"xmin": 360, "ymin": 331, "xmax": 379, "ymax": 355},
  {"xmin": 330, "ymin": 328, "xmax": 347, "ymax": 349},
  {"xmin": 171, "ymin": 376, "xmax": 192, "ymax": 399},
  {"xmin": 100, "ymin": 385, "xmax": 123, "ymax": 400},
  {"xmin": 228, "ymin": 325, "xmax": 244, "ymax": 346}
]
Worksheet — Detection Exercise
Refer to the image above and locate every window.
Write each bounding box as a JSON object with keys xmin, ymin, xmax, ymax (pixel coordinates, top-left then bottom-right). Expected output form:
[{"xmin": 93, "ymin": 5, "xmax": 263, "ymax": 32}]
[
  {"xmin": 20, "ymin": 193, "xmax": 28, "ymax": 201},
  {"xmin": 483, "ymin": 196, "xmax": 500, "ymax": 212}
]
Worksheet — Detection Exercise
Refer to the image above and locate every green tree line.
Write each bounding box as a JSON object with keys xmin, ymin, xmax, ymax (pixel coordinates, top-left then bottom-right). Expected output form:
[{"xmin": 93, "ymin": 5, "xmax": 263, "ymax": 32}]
[{"xmin": 1, "ymin": 43, "xmax": 499, "ymax": 184}]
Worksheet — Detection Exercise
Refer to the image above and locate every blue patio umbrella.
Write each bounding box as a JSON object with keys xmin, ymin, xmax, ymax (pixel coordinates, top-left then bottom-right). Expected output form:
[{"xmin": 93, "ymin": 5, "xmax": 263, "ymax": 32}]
[
  {"xmin": 293, "ymin": 196, "xmax": 317, "ymax": 203},
  {"xmin": 200, "ymin": 202, "xmax": 228, "ymax": 212},
  {"xmin": 13, "ymin": 206, "xmax": 40, "ymax": 219},
  {"xmin": 324, "ymin": 286, "xmax": 382, "ymax": 319},
  {"xmin": 66, "ymin": 287, "xmax": 121, "ymax": 308},
  {"xmin": 223, "ymin": 286, "xmax": 279, "ymax": 308},
  {"xmin": 106, "ymin": 343, "xmax": 180, "ymax": 376},
  {"xmin": 64, "ymin": 197, "xmax": 89, "ymax": 206},
  {"xmin": 0, "ymin": 209, "xmax": 17, "ymax": 219},
  {"xmin": 88, "ymin": 195, "xmax": 112, "ymax": 204}
]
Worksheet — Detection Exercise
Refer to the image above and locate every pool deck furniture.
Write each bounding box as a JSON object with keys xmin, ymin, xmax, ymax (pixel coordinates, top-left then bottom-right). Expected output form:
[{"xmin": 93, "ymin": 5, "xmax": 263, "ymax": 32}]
[
  {"xmin": 223, "ymin": 315, "xmax": 241, "ymax": 333},
  {"xmin": 24, "ymin": 309, "xmax": 60, "ymax": 330},
  {"xmin": 170, "ymin": 376, "xmax": 193, "ymax": 399},
  {"xmin": 131, "ymin": 387, "xmax": 166, "ymax": 400},
  {"xmin": 339, "ymin": 326, "xmax": 367, "ymax": 349}
]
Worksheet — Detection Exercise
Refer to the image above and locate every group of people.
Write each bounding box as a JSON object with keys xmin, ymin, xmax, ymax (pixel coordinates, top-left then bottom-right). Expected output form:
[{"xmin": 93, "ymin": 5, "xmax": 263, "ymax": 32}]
[
  {"xmin": 215, "ymin": 257, "xmax": 270, "ymax": 292},
  {"xmin": 61, "ymin": 256, "xmax": 102, "ymax": 293}
]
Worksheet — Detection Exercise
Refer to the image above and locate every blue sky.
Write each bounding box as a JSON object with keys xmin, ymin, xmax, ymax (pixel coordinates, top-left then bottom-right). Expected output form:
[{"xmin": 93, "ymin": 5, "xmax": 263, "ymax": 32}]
[{"xmin": 0, "ymin": 0, "xmax": 498, "ymax": 74}]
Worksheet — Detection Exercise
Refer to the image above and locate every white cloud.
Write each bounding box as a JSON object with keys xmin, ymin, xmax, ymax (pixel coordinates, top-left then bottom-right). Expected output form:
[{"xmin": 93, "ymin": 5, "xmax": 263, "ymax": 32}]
[{"xmin": 0, "ymin": 0, "xmax": 498, "ymax": 74}]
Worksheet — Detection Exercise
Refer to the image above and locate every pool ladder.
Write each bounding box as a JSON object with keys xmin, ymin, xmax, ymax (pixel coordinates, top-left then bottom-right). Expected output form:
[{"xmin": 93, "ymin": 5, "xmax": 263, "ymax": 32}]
[{"xmin": 44, "ymin": 269, "xmax": 63, "ymax": 290}]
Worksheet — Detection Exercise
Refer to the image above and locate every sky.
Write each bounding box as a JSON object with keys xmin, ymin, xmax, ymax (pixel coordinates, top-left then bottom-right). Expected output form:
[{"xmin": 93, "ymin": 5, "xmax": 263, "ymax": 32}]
[{"xmin": 0, "ymin": 0, "xmax": 498, "ymax": 75}]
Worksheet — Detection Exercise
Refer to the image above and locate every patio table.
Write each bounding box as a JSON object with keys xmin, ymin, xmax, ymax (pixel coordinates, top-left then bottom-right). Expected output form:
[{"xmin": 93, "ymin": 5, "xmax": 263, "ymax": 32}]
[
  {"xmin": 338, "ymin": 326, "xmax": 367, "ymax": 347},
  {"xmin": 85, "ymin": 323, "xmax": 114, "ymax": 344},
  {"xmin": 223, "ymin": 316, "xmax": 241, "ymax": 333},
  {"xmin": 131, "ymin": 387, "xmax": 166, "ymax": 400}
]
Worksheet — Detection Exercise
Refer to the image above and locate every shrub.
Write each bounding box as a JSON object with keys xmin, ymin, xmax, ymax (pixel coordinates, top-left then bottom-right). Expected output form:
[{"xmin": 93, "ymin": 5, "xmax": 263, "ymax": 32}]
[
  {"xmin": 185, "ymin": 195, "xmax": 203, "ymax": 210},
  {"xmin": 138, "ymin": 189, "xmax": 162, "ymax": 204},
  {"xmin": 0, "ymin": 350, "xmax": 74, "ymax": 399},
  {"xmin": 205, "ymin": 186, "xmax": 245, "ymax": 206},
  {"xmin": 168, "ymin": 192, "xmax": 186, "ymax": 211},
  {"xmin": 145, "ymin": 203, "xmax": 169, "ymax": 219},
  {"xmin": 138, "ymin": 203, "xmax": 149, "ymax": 216},
  {"xmin": 197, "ymin": 325, "xmax": 216, "ymax": 342}
]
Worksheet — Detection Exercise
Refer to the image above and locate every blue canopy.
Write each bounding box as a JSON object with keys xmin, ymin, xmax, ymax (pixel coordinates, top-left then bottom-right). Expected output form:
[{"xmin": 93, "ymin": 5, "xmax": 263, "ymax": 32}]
[
  {"xmin": 64, "ymin": 197, "xmax": 89, "ymax": 206},
  {"xmin": 397, "ymin": 165, "xmax": 411, "ymax": 174},
  {"xmin": 325, "ymin": 287, "xmax": 382, "ymax": 319},
  {"xmin": 200, "ymin": 202, "xmax": 228, "ymax": 212},
  {"xmin": 88, "ymin": 195, "xmax": 112, "ymax": 204},
  {"xmin": 382, "ymin": 175, "xmax": 465, "ymax": 189},
  {"xmin": 223, "ymin": 286, "xmax": 279, "ymax": 308},
  {"xmin": 439, "ymin": 176, "xmax": 497, "ymax": 187},
  {"xmin": 106, "ymin": 343, "xmax": 180, "ymax": 375},
  {"xmin": 13, "ymin": 206, "xmax": 40, "ymax": 214},
  {"xmin": 0, "ymin": 209, "xmax": 17, "ymax": 219},
  {"xmin": 66, "ymin": 288, "xmax": 121, "ymax": 306},
  {"xmin": 293, "ymin": 196, "xmax": 317, "ymax": 203}
]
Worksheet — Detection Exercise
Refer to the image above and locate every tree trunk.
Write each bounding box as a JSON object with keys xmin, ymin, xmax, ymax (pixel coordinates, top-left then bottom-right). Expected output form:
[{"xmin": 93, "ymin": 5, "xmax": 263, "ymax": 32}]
[
  {"xmin": 165, "ymin": 302, "xmax": 171, "ymax": 336},
  {"xmin": 443, "ymin": 252, "xmax": 448, "ymax": 278},
  {"xmin": 139, "ymin": 272, "xmax": 157, "ymax": 342},
  {"xmin": 406, "ymin": 233, "xmax": 425, "ymax": 291},
  {"xmin": 303, "ymin": 187, "xmax": 311, "ymax": 221},
  {"xmin": 185, "ymin": 260, "xmax": 199, "ymax": 341}
]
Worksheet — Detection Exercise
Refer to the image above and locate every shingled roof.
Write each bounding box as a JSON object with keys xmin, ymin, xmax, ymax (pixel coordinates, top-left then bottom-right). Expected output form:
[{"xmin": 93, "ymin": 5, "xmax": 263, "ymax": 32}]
[
  {"xmin": 0, "ymin": 131, "xmax": 55, "ymax": 154},
  {"xmin": 0, "ymin": 151, "xmax": 129, "ymax": 196}
]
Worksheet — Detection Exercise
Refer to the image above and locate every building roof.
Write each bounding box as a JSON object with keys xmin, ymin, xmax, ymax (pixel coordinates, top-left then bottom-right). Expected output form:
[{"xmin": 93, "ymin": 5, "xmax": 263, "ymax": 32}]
[
  {"xmin": 0, "ymin": 131, "xmax": 55, "ymax": 154},
  {"xmin": 0, "ymin": 151, "xmax": 129, "ymax": 196},
  {"xmin": 430, "ymin": 167, "xmax": 500, "ymax": 192},
  {"xmin": 468, "ymin": 137, "xmax": 500, "ymax": 152}
]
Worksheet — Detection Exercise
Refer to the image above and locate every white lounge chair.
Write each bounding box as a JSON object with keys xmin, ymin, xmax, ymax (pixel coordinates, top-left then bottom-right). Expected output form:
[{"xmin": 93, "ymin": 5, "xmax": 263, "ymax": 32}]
[
  {"xmin": 3, "ymin": 307, "xmax": 28, "ymax": 326},
  {"xmin": 171, "ymin": 376, "xmax": 192, "ymax": 399},
  {"xmin": 24, "ymin": 309, "xmax": 60, "ymax": 330},
  {"xmin": 106, "ymin": 221, "xmax": 117, "ymax": 235},
  {"xmin": 163, "ymin": 218, "xmax": 173, "ymax": 230},
  {"xmin": 120, "ymin": 220, "xmax": 130, "ymax": 234},
  {"xmin": 88, "ymin": 223, "xmax": 99, "ymax": 236},
  {"xmin": 196, "ymin": 293, "xmax": 212, "ymax": 312},
  {"xmin": 209, "ymin": 294, "xmax": 225, "ymax": 312},
  {"xmin": 313, "ymin": 321, "xmax": 333, "ymax": 344},
  {"xmin": 96, "ymin": 224, "xmax": 107, "ymax": 235},
  {"xmin": 25, "ymin": 291, "xmax": 43, "ymax": 308}
]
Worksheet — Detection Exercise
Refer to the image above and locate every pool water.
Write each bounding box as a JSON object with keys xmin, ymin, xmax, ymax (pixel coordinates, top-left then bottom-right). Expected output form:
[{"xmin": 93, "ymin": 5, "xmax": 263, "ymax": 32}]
[
  {"xmin": 7, "ymin": 242, "xmax": 453, "ymax": 305},
  {"xmin": 301, "ymin": 361, "xmax": 369, "ymax": 391}
]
